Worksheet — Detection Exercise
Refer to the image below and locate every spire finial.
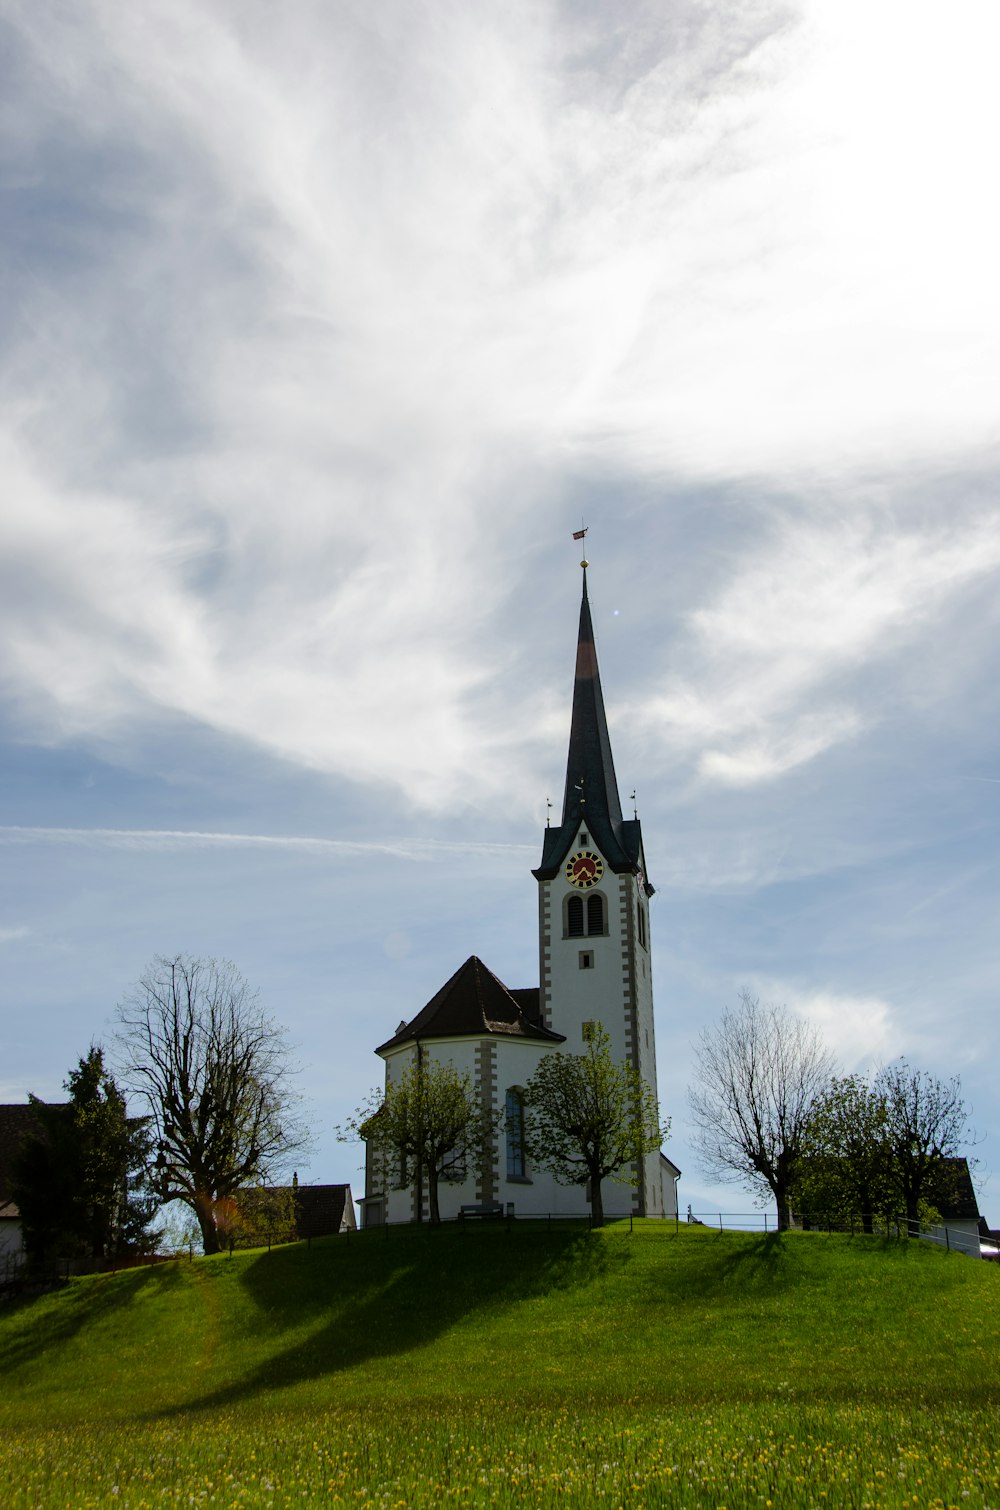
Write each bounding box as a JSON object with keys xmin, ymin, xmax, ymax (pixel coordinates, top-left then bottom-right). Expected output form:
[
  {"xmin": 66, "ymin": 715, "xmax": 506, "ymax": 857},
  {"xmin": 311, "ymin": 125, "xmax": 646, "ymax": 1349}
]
[{"xmin": 572, "ymin": 525, "xmax": 588, "ymax": 572}]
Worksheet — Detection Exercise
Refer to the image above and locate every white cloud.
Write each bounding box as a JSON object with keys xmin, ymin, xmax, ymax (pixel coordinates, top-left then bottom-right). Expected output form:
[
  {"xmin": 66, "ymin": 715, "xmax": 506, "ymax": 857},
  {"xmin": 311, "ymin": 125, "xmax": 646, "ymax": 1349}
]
[
  {"xmin": 1, "ymin": 0, "xmax": 999, "ymax": 811},
  {"xmin": 635, "ymin": 511, "xmax": 1000, "ymax": 786},
  {"xmin": 760, "ymin": 982, "xmax": 902, "ymax": 1069}
]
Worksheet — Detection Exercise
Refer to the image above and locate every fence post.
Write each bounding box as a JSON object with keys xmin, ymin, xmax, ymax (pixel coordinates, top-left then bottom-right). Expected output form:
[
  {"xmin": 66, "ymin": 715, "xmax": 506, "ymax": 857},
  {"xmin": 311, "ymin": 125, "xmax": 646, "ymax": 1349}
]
[
  {"xmin": 945, "ymin": 1225, "xmax": 951, "ymax": 1251},
  {"xmin": 764, "ymin": 1212, "xmax": 768, "ymax": 1233},
  {"xmin": 718, "ymin": 1213, "xmax": 723, "ymax": 1232}
]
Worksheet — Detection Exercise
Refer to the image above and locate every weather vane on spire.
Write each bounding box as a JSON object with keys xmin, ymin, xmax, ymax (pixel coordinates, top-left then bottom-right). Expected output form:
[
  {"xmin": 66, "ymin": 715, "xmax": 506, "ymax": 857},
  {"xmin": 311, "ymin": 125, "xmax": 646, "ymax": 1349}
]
[{"xmin": 572, "ymin": 524, "xmax": 588, "ymax": 569}]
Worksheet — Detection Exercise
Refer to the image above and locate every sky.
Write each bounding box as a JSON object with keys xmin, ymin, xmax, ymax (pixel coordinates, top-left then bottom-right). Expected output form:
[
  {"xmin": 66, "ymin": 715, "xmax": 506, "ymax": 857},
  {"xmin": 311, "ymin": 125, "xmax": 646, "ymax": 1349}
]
[{"xmin": 2, "ymin": 0, "xmax": 999, "ymax": 1222}]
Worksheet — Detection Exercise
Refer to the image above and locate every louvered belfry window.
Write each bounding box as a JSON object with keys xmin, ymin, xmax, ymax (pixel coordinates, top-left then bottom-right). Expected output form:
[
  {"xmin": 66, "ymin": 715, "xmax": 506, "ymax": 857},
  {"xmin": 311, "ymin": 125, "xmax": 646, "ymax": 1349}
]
[
  {"xmin": 566, "ymin": 895, "xmax": 585, "ymax": 936},
  {"xmin": 587, "ymin": 892, "xmax": 606, "ymax": 936}
]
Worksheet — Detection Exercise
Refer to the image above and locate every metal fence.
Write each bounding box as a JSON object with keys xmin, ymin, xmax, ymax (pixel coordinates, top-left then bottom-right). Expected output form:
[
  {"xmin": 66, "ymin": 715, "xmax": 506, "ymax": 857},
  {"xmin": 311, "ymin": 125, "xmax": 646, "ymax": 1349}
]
[{"xmin": 358, "ymin": 1207, "xmax": 990, "ymax": 1258}]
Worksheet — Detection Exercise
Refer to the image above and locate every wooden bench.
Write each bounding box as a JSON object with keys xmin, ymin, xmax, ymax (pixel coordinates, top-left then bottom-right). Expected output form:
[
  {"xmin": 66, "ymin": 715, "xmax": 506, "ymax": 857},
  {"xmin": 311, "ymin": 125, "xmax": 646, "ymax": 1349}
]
[{"xmin": 459, "ymin": 1202, "xmax": 505, "ymax": 1221}]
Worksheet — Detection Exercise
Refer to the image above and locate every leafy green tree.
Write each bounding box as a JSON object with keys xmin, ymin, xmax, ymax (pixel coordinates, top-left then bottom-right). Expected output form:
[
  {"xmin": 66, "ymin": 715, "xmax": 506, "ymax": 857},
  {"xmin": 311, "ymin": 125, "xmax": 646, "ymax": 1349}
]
[
  {"xmin": 341, "ymin": 1056, "xmax": 494, "ymax": 1226},
  {"xmin": 115, "ymin": 955, "xmax": 307, "ymax": 1255},
  {"xmin": 793, "ymin": 1064, "xmax": 974, "ymax": 1236},
  {"xmin": 214, "ymin": 1185, "xmax": 300, "ymax": 1251},
  {"xmin": 13, "ymin": 1046, "xmax": 159, "ymax": 1268},
  {"xmin": 522, "ymin": 1023, "xmax": 668, "ymax": 1228},
  {"xmin": 794, "ymin": 1074, "xmax": 896, "ymax": 1232},
  {"xmin": 688, "ymin": 991, "xmax": 837, "ymax": 1230}
]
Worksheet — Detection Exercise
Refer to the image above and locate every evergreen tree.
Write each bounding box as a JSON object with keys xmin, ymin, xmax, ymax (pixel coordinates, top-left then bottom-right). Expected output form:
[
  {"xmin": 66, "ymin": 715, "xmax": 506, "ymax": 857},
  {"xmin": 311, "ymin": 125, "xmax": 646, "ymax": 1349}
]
[{"xmin": 13, "ymin": 1047, "xmax": 159, "ymax": 1268}]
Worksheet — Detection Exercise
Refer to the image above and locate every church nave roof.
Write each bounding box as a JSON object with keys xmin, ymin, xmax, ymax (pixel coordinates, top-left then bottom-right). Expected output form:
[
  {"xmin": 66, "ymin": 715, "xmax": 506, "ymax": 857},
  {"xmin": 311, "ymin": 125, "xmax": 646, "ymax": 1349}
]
[{"xmin": 375, "ymin": 956, "xmax": 564, "ymax": 1054}]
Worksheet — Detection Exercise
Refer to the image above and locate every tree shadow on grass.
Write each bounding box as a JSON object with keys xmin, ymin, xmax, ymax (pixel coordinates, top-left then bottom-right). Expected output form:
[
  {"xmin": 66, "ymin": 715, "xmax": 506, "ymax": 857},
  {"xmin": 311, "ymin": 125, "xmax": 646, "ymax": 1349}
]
[
  {"xmin": 644, "ymin": 1231, "xmax": 799, "ymax": 1304},
  {"xmin": 0, "ymin": 1262, "xmax": 189, "ymax": 1375},
  {"xmin": 167, "ymin": 1222, "xmax": 625, "ymax": 1414}
]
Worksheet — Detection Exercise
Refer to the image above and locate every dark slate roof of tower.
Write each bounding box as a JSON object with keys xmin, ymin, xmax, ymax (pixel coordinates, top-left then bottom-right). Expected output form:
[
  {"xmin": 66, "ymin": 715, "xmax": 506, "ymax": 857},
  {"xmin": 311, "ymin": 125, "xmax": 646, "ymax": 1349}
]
[
  {"xmin": 376, "ymin": 957, "xmax": 564, "ymax": 1054},
  {"xmin": 534, "ymin": 568, "xmax": 646, "ymax": 881}
]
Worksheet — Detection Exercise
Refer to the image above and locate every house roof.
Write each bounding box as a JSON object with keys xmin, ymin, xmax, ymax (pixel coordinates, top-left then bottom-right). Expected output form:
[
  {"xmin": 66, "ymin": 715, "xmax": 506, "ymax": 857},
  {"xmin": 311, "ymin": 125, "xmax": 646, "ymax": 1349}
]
[
  {"xmin": 659, "ymin": 1152, "xmax": 682, "ymax": 1179},
  {"xmin": 294, "ymin": 1184, "xmax": 356, "ymax": 1237},
  {"xmin": 927, "ymin": 1156, "xmax": 980, "ymax": 1221},
  {"xmin": 376, "ymin": 956, "xmax": 564, "ymax": 1054},
  {"xmin": 0, "ymin": 1102, "xmax": 66, "ymax": 1208},
  {"xmin": 534, "ymin": 568, "xmax": 648, "ymax": 884}
]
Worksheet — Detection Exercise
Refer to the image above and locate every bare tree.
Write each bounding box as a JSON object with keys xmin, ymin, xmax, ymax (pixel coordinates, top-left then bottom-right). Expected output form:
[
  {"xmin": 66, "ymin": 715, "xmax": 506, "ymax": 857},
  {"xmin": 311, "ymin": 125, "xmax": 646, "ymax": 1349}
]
[
  {"xmin": 115, "ymin": 955, "xmax": 306, "ymax": 1254},
  {"xmin": 688, "ymin": 991, "xmax": 837, "ymax": 1230},
  {"xmin": 876, "ymin": 1059, "xmax": 975, "ymax": 1231}
]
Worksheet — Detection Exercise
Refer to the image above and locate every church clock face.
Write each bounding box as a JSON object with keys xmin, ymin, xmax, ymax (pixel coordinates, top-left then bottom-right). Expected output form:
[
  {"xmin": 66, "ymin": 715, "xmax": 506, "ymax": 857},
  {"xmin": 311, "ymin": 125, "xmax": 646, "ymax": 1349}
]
[{"xmin": 565, "ymin": 850, "xmax": 604, "ymax": 889}]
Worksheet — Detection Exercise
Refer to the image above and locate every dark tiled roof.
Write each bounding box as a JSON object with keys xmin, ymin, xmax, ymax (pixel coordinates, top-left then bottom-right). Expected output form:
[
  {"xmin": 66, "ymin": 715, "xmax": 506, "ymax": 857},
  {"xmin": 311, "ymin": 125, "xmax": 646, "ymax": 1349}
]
[
  {"xmin": 927, "ymin": 1157, "xmax": 980, "ymax": 1221},
  {"xmin": 508, "ymin": 987, "xmax": 542, "ymax": 1026},
  {"xmin": 294, "ymin": 1184, "xmax": 356, "ymax": 1237},
  {"xmin": 0, "ymin": 1103, "xmax": 66, "ymax": 1207},
  {"xmin": 376, "ymin": 956, "xmax": 564, "ymax": 1053},
  {"xmin": 534, "ymin": 571, "xmax": 647, "ymax": 883}
]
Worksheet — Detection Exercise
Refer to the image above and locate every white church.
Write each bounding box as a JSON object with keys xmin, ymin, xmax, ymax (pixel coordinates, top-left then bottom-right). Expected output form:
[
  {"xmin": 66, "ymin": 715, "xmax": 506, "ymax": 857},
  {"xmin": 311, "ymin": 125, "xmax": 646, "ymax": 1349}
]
[{"xmin": 359, "ymin": 562, "xmax": 679, "ymax": 1225}]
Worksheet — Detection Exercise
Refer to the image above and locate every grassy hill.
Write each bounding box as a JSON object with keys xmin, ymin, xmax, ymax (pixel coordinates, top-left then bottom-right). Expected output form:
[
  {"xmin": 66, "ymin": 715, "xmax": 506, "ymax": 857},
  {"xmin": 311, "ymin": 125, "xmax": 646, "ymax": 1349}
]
[{"xmin": 1, "ymin": 1221, "xmax": 999, "ymax": 1506}]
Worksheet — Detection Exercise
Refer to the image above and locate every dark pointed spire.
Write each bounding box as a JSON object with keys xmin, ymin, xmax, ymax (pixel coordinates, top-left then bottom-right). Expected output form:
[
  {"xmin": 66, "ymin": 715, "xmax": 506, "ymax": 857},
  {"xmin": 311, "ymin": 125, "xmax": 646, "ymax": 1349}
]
[
  {"xmin": 534, "ymin": 567, "xmax": 644, "ymax": 880},
  {"xmin": 562, "ymin": 566, "xmax": 623, "ymax": 833}
]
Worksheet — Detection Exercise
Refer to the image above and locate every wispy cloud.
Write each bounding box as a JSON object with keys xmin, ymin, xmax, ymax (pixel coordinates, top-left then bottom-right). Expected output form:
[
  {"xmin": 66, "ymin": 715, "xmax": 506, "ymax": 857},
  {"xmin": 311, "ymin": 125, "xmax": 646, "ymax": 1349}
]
[
  {"xmin": 0, "ymin": 825, "xmax": 535, "ymax": 862},
  {"xmin": 634, "ymin": 510, "xmax": 1000, "ymax": 786},
  {"xmin": 3, "ymin": 0, "xmax": 999, "ymax": 810}
]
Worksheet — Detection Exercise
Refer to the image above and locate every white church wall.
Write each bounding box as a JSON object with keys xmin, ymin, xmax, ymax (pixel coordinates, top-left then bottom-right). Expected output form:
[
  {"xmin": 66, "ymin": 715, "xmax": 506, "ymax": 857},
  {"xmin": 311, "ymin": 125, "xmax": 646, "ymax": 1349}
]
[{"xmin": 372, "ymin": 1032, "xmax": 653, "ymax": 1224}]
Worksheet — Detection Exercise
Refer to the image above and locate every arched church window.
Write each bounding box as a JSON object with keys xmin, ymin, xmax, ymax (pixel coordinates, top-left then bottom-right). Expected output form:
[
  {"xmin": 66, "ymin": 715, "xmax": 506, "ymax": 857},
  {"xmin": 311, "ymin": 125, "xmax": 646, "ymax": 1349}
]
[
  {"xmin": 586, "ymin": 893, "xmax": 606, "ymax": 936},
  {"xmin": 505, "ymin": 1088, "xmax": 527, "ymax": 1180},
  {"xmin": 566, "ymin": 895, "xmax": 584, "ymax": 937}
]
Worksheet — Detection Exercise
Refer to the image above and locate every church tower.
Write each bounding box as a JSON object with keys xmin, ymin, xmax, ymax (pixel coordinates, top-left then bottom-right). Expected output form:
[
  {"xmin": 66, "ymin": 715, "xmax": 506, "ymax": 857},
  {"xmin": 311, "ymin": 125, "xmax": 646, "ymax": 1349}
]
[
  {"xmin": 359, "ymin": 557, "xmax": 674, "ymax": 1229},
  {"xmin": 533, "ymin": 562, "xmax": 665, "ymax": 1216}
]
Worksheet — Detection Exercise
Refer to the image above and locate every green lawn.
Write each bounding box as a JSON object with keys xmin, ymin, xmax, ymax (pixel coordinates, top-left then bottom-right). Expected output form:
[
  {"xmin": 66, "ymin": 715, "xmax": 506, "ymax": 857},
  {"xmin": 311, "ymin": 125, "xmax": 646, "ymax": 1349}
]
[{"xmin": 1, "ymin": 1222, "xmax": 998, "ymax": 1506}]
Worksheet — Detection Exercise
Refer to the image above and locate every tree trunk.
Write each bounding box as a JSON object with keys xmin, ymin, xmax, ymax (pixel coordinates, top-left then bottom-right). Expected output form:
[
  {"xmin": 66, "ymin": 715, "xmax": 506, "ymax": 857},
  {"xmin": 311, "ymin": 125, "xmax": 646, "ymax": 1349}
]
[
  {"xmin": 195, "ymin": 1192, "xmax": 221, "ymax": 1255},
  {"xmin": 590, "ymin": 1172, "xmax": 605, "ymax": 1229},
  {"xmin": 774, "ymin": 1181, "xmax": 792, "ymax": 1231},
  {"xmin": 857, "ymin": 1177, "xmax": 875, "ymax": 1234},
  {"xmin": 427, "ymin": 1168, "xmax": 441, "ymax": 1226}
]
